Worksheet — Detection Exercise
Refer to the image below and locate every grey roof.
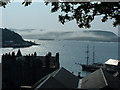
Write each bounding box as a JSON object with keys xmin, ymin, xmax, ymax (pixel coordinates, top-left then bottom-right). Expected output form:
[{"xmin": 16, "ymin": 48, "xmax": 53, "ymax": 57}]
[
  {"xmin": 37, "ymin": 76, "xmax": 66, "ymax": 88},
  {"xmin": 81, "ymin": 68, "xmax": 120, "ymax": 89},
  {"xmin": 53, "ymin": 67, "xmax": 79, "ymax": 88},
  {"xmin": 33, "ymin": 67, "xmax": 79, "ymax": 89}
]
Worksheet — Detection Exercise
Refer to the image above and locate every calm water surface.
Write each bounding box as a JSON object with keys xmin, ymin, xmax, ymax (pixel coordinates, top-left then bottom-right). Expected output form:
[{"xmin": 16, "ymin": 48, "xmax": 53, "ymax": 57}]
[{"xmin": 0, "ymin": 40, "xmax": 119, "ymax": 77}]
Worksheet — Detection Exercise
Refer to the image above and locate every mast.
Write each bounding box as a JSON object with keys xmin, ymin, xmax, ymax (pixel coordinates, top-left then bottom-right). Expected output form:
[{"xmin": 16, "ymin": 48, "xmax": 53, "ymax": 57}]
[
  {"xmin": 93, "ymin": 46, "xmax": 95, "ymax": 64},
  {"xmin": 86, "ymin": 45, "xmax": 89, "ymax": 65}
]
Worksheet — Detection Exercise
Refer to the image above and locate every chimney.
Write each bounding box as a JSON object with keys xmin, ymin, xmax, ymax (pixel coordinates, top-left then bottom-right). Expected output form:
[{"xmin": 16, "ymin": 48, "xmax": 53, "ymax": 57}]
[
  {"xmin": 34, "ymin": 52, "xmax": 37, "ymax": 57},
  {"xmin": 77, "ymin": 72, "xmax": 81, "ymax": 79},
  {"xmin": 48, "ymin": 52, "xmax": 51, "ymax": 57},
  {"xmin": 45, "ymin": 54, "xmax": 50, "ymax": 68},
  {"xmin": 16, "ymin": 49, "xmax": 22, "ymax": 57},
  {"xmin": 118, "ymin": 61, "xmax": 120, "ymax": 66},
  {"xmin": 55, "ymin": 52, "xmax": 60, "ymax": 69},
  {"xmin": 12, "ymin": 52, "xmax": 15, "ymax": 57}
]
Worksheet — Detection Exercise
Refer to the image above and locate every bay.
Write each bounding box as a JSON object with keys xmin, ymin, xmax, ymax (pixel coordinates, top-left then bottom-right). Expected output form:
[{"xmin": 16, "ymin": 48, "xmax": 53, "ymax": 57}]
[{"xmin": 0, "ymin": 40, "xmax": 118, "ymax": 77}]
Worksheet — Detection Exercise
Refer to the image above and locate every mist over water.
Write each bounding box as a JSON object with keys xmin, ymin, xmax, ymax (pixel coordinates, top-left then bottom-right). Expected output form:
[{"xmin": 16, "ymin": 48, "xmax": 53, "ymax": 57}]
[{"xmin": 12, "ymin": 29, "xmax": 118, "ymax": 40}]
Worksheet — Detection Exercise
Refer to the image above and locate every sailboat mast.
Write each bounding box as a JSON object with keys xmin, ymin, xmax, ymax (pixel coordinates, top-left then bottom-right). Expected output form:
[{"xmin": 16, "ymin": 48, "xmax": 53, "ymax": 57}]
[
  {"xmin": 86, "ymin": 45, "xmax": 89, "ymax": 65},
  {"xmin": 93, "ymin": 46, "xmax": 95, "ymax": 64}
]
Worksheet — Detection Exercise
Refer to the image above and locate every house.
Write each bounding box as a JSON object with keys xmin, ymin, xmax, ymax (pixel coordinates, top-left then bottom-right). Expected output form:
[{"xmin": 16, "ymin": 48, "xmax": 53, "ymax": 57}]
[
  {"xmin": 81, "ymin": 68, "xmax": 120, "ymax": 89},
  {"xmin": 104, "ymin": 59, "xmax": 120, "ymax": 73},
  {"xmin": 32, "ymin": 67, "xmax": 79, "ymax": 89},
  {"xmin": 22, "ymin": 67, "xmax": 120, "ymax": 89},
  {"xmin": 2, "ymin": 49, "xmax": 60, "ymax": 89},
  {"xmin": 105, "ymin": 59, "xmax": 120, "ymax": 66}
]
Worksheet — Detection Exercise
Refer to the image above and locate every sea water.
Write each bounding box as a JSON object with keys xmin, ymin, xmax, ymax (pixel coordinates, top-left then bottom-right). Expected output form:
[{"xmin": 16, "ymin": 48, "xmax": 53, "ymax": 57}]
[{"xmin": 0, "ymin": 40, "xmax": 118, "ymax": 77}]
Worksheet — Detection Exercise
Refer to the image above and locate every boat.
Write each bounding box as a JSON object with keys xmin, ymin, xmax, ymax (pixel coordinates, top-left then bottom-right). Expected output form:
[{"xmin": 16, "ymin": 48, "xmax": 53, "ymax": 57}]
[
  {"xmin": 81, "ymin": 45, "xmax": 103, "ymax": 72},
  {"xmin": 79, "ymin": 45, "xmax": 120, "ymax": 73},
  {"xmin": 81, "ymin": 63, "xmax": 103, "ymax": 72}
]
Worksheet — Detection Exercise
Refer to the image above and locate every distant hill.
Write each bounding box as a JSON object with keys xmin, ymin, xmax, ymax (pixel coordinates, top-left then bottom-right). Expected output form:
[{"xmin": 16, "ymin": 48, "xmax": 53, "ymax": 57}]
[
  {"xmin": 11, "ymin": 29, "xmax": 118, "ymax": 42},
  {"xmin": 0, "ymin": 28, "xmax": 38, "ymax": 47},
  {"xmin": 65, "ymin": 30, "xmax": 118, "ymax": 42},
  {"xmin": 1, "ymin": 28, "xmax": 24, "ymax": 44},
  {"xmin": 83, "ymin": 30, "xmax": 117, "ymax": 38}
]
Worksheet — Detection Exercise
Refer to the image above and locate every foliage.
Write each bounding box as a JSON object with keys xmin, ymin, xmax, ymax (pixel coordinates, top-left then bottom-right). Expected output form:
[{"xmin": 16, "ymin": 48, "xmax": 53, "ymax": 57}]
[
  {"xmin": 0, "ymin": 0, "xmax": 119, "ymax": 28},
  {"xmin": 45, "ymin": 2, "xmax": 120, "ymax": 28},
  {"xmin": 0, "ymin": 0, "xmax": 32, "ymax": 7}
]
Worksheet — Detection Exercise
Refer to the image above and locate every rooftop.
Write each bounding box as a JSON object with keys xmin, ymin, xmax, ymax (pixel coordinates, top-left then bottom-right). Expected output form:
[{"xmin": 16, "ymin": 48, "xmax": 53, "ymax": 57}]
[
  {"xmin": 105, "ymin": 59, "xmax": 120, "ymax": 66},
  {"xmin": 33, "ymin": 67, "xmax": 79, "ymax": 89},
  {"xmin": 81, "ymin": 68, "xmax": 120, "ymax": 89}
]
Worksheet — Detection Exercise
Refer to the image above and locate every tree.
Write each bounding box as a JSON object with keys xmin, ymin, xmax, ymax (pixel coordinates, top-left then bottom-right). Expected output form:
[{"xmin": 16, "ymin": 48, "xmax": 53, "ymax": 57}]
[
  {"xmin": 45, "ymin": 1, "xmax": 120, "ymax": 28},
  {"xmin": 0, "ymin": 0, "xmax": 119, "ymax": 28}
]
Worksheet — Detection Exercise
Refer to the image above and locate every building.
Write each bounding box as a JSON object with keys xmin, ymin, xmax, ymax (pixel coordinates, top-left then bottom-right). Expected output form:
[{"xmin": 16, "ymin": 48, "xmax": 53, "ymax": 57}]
[
  {"xmin": 32, "ymin": 67, "xmax": 79, "ymax": 89},
  {"xmin": 104, "ymin": 59, "xmax": 120, "ymax": 73},
  {"xmin": 81, "ymin": 68, "xmax": 120, "ymax": 89},
  {"xmin": 2, "ymin": 49, "xmax": 60, "ymax": 89},
  {"xmin": 31, "ymin": 67, "xmax": 120, "ymax": 89}
]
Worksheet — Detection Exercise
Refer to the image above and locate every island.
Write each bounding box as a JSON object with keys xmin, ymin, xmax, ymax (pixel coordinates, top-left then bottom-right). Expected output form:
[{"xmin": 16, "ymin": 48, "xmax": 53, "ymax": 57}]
[{"xmin": 0, "ymin": 28, "xmax": 38, "ymax": 48}]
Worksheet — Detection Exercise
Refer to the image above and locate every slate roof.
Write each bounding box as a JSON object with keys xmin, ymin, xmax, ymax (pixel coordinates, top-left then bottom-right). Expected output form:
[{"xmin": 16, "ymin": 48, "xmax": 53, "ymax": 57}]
[
  {"xmin": 37, "ymin": 76, "xmax": 66, "ymax": 88},
  {"xmin": 33, "ymin": 67, "xmax": 79, "ymax": 89},
  {"xmin": 81, "ymin": 68, "xmax": 120, "ymax": 89}
]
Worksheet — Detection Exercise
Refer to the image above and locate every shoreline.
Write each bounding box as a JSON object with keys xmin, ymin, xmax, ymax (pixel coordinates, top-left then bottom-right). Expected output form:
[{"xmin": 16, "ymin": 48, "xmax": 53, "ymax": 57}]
[{"xmin": 1, "ymin": 44, "xmax": 40, "ymax": 48}]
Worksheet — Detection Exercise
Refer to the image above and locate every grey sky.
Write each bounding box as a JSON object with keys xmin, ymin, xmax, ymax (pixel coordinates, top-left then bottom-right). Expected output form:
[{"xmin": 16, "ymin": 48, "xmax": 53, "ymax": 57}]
[{"xmin": 0, "ymin": 2, "xmax": 118, "ymax": 35}]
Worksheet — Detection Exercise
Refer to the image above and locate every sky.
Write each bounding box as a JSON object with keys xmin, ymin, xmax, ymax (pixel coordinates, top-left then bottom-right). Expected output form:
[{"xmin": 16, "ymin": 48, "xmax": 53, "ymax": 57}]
[{"xmin": 0, "ymin": 1, "xmax": 119, "ymax": 35}]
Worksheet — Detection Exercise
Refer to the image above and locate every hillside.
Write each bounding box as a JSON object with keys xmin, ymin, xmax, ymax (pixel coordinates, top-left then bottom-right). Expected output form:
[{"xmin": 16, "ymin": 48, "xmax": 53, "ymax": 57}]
[
  {"xmin": 65, "ymin": 30, "xmax": 118, "ymax": 42},
  {"xmin": 2, "ymin": 28, "xmax": 24, "ymax": 44},
  {"xmin": 0, "ymin": 28, "xmax": 37, "ymax": 47},
  {"xmin": 83, "ymin": 30, "xmax": 117, "ymax": 38},
  {"xmin": 6, "ymin": 28, "xmax": 118, "ymax": 42}
]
